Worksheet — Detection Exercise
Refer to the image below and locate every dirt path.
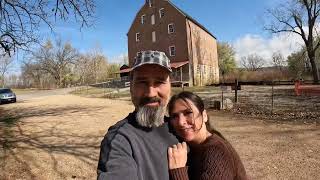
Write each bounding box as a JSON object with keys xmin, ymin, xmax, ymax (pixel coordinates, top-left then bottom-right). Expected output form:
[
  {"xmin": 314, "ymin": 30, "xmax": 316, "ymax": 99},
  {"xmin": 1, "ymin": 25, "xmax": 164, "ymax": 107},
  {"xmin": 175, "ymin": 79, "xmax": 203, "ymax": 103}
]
[
  {"xmin": 210, "ymin": 111, "xmax": 319, "ymax": 180},
  {"xmin": 17, "ymin": 87, "xmax": 77, "ymax": 101},
  {"xmin": 0, "ymin": 94, "xmax": 319, "ymax": 180}
]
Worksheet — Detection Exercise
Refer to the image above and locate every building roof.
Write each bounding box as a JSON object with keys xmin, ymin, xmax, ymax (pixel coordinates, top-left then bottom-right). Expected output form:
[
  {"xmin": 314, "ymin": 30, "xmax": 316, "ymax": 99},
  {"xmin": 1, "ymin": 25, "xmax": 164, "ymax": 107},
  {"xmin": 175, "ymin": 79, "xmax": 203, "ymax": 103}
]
[
  {"xmin": 120, "ymin": 64, "xmax": 129, "ymax": 70},
  {"xmin": 167, "ymin": 1, "xmax": 216, "ymax": 39},
  {"xmin": 119, "ymin": 68, "xmax": 133, "ymax": 73},
  {"xmin": 170, "ymin": 61, "xmax": 189, "ymax": 68}
]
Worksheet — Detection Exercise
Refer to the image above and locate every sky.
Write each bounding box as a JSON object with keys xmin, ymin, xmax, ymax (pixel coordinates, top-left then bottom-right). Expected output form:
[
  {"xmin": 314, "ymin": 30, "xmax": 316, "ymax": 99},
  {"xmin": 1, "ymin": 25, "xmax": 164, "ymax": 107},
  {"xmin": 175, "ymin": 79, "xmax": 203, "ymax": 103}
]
[{"xmin": 11, "ymin": 0, "xmax": 305, "ymax": 73}]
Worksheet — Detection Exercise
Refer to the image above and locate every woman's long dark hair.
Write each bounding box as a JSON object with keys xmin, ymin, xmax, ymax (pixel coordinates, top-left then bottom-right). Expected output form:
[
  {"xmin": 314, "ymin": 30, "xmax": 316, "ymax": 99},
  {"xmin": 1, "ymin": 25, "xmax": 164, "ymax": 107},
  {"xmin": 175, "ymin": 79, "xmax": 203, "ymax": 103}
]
[{"xmin": 168, "ymin": 91, "xmax": 225, "ymax": 140}]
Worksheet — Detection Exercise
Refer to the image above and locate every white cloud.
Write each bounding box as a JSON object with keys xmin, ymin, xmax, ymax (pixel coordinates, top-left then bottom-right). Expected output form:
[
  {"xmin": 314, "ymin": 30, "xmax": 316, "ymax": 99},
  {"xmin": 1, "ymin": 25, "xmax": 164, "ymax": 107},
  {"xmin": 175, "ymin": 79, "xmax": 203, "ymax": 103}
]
[{"xmin": 232, "ymin": 33, "xmax": 304, "ymax": 66}]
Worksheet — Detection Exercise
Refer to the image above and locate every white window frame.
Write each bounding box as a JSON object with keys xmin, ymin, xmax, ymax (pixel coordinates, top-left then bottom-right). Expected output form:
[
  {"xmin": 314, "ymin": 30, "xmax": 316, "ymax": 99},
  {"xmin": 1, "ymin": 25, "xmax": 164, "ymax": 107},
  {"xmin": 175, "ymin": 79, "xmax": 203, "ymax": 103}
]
[
  {"xmin": 136, "ymin": 33, "xmax": 140, "ymax": 42},
  {"xmin": 151, "ymin": 14, "xmax": 155, "ymax": 25},
  {"xmin": 141, "ymin": 14, "xmax": 146, "ymax": 24},
  {"xmin": 152, "ymin": 31, "xmax": 156, "ymax": 42},
  {"xmin": 169, "ymin": 46, "xmax": 176, "ymax": 56},
  {"xmin": 148, "ymin": 0, "xmax": 153, "ymax": 7},
  {"xmin": 159, "ymin": 8, "xmax": 164, "ymax": 18},
  {"xmin": 168, "ymin": 23, "xmax": 175, "ymax": 34}
]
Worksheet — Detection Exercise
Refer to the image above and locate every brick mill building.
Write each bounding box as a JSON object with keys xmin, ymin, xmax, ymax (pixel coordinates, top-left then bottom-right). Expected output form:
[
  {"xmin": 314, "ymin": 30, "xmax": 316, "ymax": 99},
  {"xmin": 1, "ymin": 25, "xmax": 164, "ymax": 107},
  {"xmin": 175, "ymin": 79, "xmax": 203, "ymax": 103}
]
[{"xmin": 124, "ymin": 0, "xmax": 219, "ymax": 86}]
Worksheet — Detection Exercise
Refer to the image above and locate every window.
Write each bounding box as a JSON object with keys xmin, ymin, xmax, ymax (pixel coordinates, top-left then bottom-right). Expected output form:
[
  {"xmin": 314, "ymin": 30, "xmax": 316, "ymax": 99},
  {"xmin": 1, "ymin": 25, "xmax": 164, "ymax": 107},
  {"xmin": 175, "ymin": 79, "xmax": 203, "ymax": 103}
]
[
  {"xmin": 169, "ymin": 46, "xmax": 176, "ymax": 56},
  {"xmin": 168, "ymin": 23, "xmax": 175, "ymax": 34},
  {"xmin": 148, "ymin": 0, "xmax": 153, "ymax": 7},
  {"xmin": 159, "ymin": 8, "xmax": 164, "ymax": 18},
  {"xmin": 151, "ymin": 14, "xmax": 155, "ymax": 25},
  {"xmin": 152, "ymin": 31, "xmax": 156, "ymax": 42},
  {"xmin": 136, "ymin": 33, "xmax": 140, "ymax": 42},
  {"xmin": 141, "ymin": 15, "xmax": 146, "ymax": 24}
]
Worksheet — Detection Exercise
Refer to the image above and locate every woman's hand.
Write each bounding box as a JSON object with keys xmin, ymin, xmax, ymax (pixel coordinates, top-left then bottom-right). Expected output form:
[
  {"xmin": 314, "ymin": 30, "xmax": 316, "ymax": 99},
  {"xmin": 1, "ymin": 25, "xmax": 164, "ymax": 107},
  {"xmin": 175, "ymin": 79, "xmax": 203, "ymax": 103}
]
[{"xmin": 168, "ymin": 142, "xmax": 188, "ymax": 169}]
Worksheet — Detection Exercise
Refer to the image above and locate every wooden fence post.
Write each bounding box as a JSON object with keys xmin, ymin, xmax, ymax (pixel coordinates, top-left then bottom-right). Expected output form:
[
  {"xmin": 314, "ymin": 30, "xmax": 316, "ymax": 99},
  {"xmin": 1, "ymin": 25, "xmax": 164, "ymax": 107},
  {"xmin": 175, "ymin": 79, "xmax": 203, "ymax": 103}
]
[
  {"xmin": 235, "ymin": 79, "xmax": 238, "ymax": 103},
  {"xmin": 104, "ymin": 82, "xmax": 106, "ymax": 97},
  {"xmin": 271, "ymin": 81, "xmax": 274, "ymax": 114}
]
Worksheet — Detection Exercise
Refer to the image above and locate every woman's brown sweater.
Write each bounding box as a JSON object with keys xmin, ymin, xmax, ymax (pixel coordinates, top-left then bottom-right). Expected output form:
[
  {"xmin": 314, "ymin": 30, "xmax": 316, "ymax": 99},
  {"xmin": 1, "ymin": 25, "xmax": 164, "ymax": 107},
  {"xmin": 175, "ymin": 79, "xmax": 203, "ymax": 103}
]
[{"xmin": 169, "ymin": 134, "xmax": 248, "ymax": 180}]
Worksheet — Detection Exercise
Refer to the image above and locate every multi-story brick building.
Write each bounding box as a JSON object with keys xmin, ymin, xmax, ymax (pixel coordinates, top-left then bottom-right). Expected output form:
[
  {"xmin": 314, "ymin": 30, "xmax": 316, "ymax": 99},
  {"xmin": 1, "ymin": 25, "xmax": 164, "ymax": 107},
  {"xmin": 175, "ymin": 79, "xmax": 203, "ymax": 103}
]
[{"xmin": 125, "ymin": 0, "xmax": 219, "ymax": 86}]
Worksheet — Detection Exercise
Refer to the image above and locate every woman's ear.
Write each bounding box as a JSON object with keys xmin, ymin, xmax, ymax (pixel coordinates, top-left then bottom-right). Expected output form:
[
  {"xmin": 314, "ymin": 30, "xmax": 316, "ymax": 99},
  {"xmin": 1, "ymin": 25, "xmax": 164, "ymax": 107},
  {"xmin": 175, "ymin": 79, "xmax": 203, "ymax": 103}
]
[{"xmin": 203, "ymin": 110, "xmax": 208, "ymax": 123}]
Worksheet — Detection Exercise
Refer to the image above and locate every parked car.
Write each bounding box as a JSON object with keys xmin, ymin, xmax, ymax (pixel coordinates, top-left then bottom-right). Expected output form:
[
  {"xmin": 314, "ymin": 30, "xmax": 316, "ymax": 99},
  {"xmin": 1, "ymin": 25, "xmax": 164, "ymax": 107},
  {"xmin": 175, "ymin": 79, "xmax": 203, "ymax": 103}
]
[{"xmin": 0, "ymin": 88, "xmax": 16, "ymax": 104}]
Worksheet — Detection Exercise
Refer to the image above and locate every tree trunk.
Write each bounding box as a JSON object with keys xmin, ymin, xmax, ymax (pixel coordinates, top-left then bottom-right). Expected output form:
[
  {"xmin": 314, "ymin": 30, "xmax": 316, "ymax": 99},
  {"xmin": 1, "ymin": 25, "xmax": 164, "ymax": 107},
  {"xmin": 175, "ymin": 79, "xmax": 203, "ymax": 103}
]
[{"xmin": 308, "ymin": 51, "xmax": 320, "ymax": 83}]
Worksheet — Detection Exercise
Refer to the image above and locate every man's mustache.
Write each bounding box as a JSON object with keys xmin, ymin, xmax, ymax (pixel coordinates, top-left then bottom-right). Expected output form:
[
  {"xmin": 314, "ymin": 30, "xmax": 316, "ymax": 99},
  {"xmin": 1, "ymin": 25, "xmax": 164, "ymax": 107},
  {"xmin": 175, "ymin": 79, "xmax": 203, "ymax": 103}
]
[{"xmin": 139, "ymin": 97, "xmax": 161, "ymax": 106}]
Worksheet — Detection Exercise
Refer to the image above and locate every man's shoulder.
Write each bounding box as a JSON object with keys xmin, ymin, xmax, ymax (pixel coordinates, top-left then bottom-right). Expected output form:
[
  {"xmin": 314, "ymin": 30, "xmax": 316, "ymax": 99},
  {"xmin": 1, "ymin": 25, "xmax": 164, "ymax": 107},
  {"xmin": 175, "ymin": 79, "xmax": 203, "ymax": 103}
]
[
  {"xmin": 102, "ymin": 113, "xmax": 176, "ymax": 144},
  {"xmin": 105, "ymin": 112, "xmax": 136, "ymax": 136}
]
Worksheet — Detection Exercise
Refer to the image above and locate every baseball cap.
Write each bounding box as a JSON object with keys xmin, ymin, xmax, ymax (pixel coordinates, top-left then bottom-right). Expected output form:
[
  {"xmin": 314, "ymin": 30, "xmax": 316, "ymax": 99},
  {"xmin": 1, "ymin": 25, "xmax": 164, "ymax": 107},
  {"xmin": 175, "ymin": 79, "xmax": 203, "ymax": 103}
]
[{"xmin": 132, "ymin": 50, "xmax": 172, "ymax": 72}]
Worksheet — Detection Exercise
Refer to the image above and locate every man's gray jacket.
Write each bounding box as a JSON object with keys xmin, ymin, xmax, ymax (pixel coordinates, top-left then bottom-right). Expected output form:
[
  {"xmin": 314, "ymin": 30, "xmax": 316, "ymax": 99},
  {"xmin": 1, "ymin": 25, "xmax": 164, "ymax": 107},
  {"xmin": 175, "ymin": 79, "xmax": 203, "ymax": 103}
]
[{"xmin": 97, "ymin": 112, "xmax": 179, "ymax": 180}]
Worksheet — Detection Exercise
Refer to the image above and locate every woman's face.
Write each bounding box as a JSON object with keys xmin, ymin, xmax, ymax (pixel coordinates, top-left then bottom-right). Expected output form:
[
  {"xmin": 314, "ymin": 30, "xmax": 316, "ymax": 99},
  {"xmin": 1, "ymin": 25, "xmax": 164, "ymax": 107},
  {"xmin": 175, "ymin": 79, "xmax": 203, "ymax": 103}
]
[{"xmin": 170, "ymin": 98, "xmax": 207, "ymax": 144}]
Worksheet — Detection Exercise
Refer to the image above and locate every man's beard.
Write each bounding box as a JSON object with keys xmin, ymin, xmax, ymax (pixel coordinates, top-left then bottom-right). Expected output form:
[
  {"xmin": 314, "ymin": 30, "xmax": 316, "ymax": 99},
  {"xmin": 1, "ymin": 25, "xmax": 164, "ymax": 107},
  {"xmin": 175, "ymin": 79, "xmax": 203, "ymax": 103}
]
[{"xmin": 136, "ymin": 97, "xmax": 166, "ymax": 128}]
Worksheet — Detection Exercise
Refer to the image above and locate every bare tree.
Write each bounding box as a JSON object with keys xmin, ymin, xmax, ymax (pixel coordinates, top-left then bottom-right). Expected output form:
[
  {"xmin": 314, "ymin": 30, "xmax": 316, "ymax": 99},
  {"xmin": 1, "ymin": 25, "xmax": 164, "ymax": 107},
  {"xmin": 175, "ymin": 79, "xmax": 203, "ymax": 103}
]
[
  {"xmin": 75, "ymin": 52, "xmax": 111, "ymax": 85},
  {"xmin": 21, "ymin": 61, "xmax": 44, "ymax": 88},
  {"xmin": 32, "ymin": 39, "xmax": 78, "ymax": 87},
  {"xmin": 265, "ymin": 0, "xmax": 320, "ymax": 83},
  {"xmin": 74, "ymin": 54, "xmax": 91, "ymax": 85},
  {"xmin": 241, "ymin": 54, "xmax": 265, "ymax": 71},
  {"xmin": 89, "ymin": 51, "xmax": 109, "ymax": 83},
  {"xmin": 0, "ymin": 0, "xmax": 95, "ymax": 56},
  {"xmin": 6, "ymin": 74, "xmax": 20, "ymax": 88},
  {"xmin": 0, "ymin": 54, "xmax": 13, "ymax": 87},
  {"xmin": 272, "ymin": 51, "xmax": 286, "ymax": 70}
]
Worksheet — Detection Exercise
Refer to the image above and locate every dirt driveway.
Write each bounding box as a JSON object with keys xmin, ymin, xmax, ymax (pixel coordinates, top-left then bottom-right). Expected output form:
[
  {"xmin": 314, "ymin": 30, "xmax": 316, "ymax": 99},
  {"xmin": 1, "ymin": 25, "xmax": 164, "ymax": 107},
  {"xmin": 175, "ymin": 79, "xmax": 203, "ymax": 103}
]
[{"xmin": 0, "ymin": 94, "xmax": 319, "ymax": 180}]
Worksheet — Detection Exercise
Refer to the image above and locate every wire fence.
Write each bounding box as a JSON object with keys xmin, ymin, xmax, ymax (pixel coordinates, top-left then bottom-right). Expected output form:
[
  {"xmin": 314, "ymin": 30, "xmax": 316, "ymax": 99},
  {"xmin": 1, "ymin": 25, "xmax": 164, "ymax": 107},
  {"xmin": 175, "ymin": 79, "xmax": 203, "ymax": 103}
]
[
  {"xmin": 192, "ymin": 84, "xmax": 320, "ymax": 121},
  {"xmin": 72, "ymin": 79, "xmax": 320, "ymax": 121}
]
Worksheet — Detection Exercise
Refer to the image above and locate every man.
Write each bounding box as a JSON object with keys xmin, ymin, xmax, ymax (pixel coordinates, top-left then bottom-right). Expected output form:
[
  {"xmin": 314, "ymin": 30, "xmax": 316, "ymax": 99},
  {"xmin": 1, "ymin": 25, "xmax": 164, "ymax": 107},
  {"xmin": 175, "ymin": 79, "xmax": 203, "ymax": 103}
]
[{"xmin": 97, "ymin": 50, "xmax": 179, "ymax": 180}]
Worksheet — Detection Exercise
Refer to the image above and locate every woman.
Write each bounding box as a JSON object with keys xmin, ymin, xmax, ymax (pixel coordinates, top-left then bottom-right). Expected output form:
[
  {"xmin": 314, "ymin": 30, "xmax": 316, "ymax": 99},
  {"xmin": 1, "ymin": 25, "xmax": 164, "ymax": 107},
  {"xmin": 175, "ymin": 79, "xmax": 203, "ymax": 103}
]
[{"xmin": 167, "ymin": 91, "xmax": 248, "ymax": 180}]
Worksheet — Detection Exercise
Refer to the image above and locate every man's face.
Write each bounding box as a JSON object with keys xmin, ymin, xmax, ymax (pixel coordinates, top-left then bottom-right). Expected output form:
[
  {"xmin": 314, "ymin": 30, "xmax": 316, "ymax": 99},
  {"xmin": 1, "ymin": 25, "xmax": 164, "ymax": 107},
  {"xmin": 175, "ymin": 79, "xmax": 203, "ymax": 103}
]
[
  {"xmin": 131, "ymin": 64, "xmax": 171, "ymax": 108},
  {"xmin": 130, "ymin": 64, "xmax": 171, "ymax": 127}
]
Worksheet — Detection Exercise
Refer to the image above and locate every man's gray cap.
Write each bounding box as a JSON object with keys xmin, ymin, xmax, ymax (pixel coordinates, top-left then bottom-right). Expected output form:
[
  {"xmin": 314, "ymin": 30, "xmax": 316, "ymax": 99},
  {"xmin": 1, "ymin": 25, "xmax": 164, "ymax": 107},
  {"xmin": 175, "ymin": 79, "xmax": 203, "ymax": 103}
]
[{"xmin": 132, "ymin": 50, "xmax": 172, "ymax": 72}]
